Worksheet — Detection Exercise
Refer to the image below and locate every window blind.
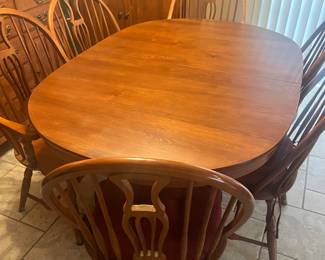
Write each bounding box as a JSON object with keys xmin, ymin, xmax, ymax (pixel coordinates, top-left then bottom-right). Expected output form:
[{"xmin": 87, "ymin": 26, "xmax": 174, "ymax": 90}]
[{"xmin": 245, "ymin": 0, "xmax": 325, "ymax": 46}]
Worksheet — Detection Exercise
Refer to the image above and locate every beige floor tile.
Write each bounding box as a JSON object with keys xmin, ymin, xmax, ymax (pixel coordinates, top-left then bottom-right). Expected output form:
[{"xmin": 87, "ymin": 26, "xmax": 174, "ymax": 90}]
[
  {"xmin": 220, "ymin": 218, "xmax": 264, "ymax": 260},
  {"xmin": 0, "ymin": 166, "xmax": 43, "ymax": 220},
  {"xmin": 286, "ymin": 170, "xmax": 306, "ymax": 208},
  {"xmin": 0, "ymin": 161, "xmax": 16, "ymax": 178},
  {"xmin": 276, "ymin": 205, "xmax": 325, "ymax": 259},
  {"xmin": 304, "ymin": 190, "xmax": 325, "ymax": 215},
  {"xmin": 311, "ymin": 133, "xmax": 325, "ymax": 158},
  {"xmin": 24, "ymin": 218, "xmax": 91, "ymax": 260},
  {"xmin": 0, "ymin": 214, "xmax": 43, "ymax": 259},
  {"xmin": 306, "ymin": 156, "xmax": 325, "ymax": 194},
  {"xmin": 21, "ymin": 204, "xmax": 59, "ymax": 231},
  {"xmin": 252, "ymin": 200, "xmax": 267, "ymax": 222},
  {"xmin": 0, "ymin": 150, "xmax": 21, "ymax": 166},
  {"xmin": 259, "ymin": 249, "xmax": 296, "ymax": 260},
  {"xmin": 221, "ymin": 191, "xmax": 231, "ymax": 209}
]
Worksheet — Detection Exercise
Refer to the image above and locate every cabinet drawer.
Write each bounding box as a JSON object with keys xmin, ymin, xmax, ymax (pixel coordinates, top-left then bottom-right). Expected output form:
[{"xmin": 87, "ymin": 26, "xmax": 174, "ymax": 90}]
[
  {"xmin": 0, "ymin": 0, "xmax": 15, "ymax": 8},
  {"xmin": 27, "ymin": 3, "xmax": 50, "ymax": 25},
  {"xmin": 15, "ymin": 0, "xmax": 49, "ymax": 11}
]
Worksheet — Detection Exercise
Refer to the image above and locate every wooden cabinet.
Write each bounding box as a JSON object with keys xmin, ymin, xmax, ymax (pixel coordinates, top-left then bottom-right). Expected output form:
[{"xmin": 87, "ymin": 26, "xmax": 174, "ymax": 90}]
[
  {"xmin": 129, "ymin": 0, "xmax": 175, "ymax": 25},
  {"xmin": 0, "ymin": 0, "xmax": 50, "ymax": 22},
  {"xmin": 106, "ymin": 0, "xmax": 177, "ymax": 28}
]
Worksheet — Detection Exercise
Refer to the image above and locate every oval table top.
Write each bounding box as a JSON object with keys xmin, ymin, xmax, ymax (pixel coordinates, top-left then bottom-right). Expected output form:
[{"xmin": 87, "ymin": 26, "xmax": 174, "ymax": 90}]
[{"xmin": 28, "ymin": 19, "xmax": 303, "ymax": 178}]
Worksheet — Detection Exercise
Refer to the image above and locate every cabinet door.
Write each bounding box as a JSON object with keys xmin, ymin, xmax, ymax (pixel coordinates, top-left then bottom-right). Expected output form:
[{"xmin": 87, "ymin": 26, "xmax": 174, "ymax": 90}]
[
  {"xmin": 129, "ymin": 0, "xmax": 174, "ymax": 25},
  {"xmin": 105, "ymin": 0, "xmax": 131, "ymax": 28}
]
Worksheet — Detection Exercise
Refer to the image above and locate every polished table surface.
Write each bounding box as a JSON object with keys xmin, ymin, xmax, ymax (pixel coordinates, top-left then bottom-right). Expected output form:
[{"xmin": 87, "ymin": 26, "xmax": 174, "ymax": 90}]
[{"xmin": 28, "ymin": 19, "xmax": 302, "ymax": 178}]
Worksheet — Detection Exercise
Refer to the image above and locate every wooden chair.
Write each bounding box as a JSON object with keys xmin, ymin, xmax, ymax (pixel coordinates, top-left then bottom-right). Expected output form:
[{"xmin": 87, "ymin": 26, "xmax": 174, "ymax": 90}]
[
  {"xmin": 232, "ymin": 69, "xmax": 325, "ymax": 260},
  {"xmin": 0, "ymin": 8, "xmax": 78, "ymax": 212},
  {"xmin": 48, "ymin": 0, "xmax": 120, "ymax": 59},
  {"xmin": 42, "ymin": 157, "xmax": 254, "ymax": 259},
  {"xmin": 301, "ymin": 20, "xmax": 325, "ymax": 100},
  {"xmin": 168, "ymin": 0, "xmax": 246, "ymax": 23}
]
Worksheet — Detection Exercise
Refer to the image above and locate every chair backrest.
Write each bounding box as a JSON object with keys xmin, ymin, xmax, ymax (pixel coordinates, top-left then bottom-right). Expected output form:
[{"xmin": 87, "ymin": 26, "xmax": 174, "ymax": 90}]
[
  {"xmin": 42, "ymin": 158, "xmax": 254, "ymax": 260},
  {"xmin": 0, "ymin": 8, "xmax": 68, "ymax": 123},
  {"xmin": 48, "ymin": 0, "xmax": 120, "ymax": 59},
  {"xmin": 168, "ymin": 0, "xmax": 246, "ymax": 22},
  {"xmin": 0, "ymin": 8, "xmax": 68, "ymax": 166},
  {"xmin": 254, "ymin": 69, "xmax": 325, "ymax": 195},
  {"xmin": 301, "ymin": 20, "xmax": 325, "ymax": 89}
]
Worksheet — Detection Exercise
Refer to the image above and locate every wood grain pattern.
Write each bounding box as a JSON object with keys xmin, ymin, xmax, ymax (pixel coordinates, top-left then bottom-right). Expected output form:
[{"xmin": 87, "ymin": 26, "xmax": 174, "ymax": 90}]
[{"xmin": 28, "ymin": 20, "xmax": 303, "ymax": 178}]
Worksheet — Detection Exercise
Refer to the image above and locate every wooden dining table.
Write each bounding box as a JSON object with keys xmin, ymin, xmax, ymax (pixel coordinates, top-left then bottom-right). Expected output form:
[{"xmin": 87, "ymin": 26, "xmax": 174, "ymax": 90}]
[{"xmin": 28, "ymin": 19, "xmax": 303, "ymax": 178}]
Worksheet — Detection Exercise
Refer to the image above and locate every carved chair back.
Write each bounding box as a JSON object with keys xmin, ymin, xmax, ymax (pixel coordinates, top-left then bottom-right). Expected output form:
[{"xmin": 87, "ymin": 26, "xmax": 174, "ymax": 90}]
[
  {"xmin": 168, "ymin": 0, "xmax": 246, "ymax": 22},
  {"xmin": 48, "ymin": 0, "xmax": 120, "ymax": 59},
  {"xmin": 253, "ymin": 69, "xmax": 325, "ymax": 197},
  {"xmin": 42, "ymin": 158, "xmax": 254, "ymax": 260},
  {"xmin": 301, "ymin": 20, "xmax": 325, "ymax": 93},
  {"xmin": 0, "ymin": 8, "xmax": 68, "ymax": 165}
]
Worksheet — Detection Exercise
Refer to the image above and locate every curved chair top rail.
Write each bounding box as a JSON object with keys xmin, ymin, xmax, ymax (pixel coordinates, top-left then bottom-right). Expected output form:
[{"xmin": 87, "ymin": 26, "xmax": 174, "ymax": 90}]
[
  {"xmin": 301, "ymin": 20, "xmax": 325, "ymax": 88},
  {"xmin": 0, "ymin": 8, "xmax": 68, "ymax": 62},
  {"xmin": 42, "ymin": 157, "xmax": 254, "ymax": 260},
  {"xmin": 48, "ymin": 0, "xmax": 120, "ymax": 59},
  {"xmin": 168, "ymin": 0, "xmax": 246, "ymax": 22}
]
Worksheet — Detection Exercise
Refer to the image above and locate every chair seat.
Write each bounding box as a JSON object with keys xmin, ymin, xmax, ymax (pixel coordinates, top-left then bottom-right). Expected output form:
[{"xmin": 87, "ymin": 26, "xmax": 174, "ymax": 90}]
[
  {"xmin": 238, "ymin": 136, "xmax": 295, "ymax": 199},
  {"xmin": 15, "ymin": 138, "xmax": 81, "ymax": 175},
  {"xmin": 93, "ymin": 180, "xmax": 222, "ymax": 259}
]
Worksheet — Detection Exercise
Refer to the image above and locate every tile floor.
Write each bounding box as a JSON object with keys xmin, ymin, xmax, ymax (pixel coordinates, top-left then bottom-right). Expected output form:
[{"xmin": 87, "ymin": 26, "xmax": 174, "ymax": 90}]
[{"xmin": 0, "ymin": 134, "xmax": 324, "ymax": 260}]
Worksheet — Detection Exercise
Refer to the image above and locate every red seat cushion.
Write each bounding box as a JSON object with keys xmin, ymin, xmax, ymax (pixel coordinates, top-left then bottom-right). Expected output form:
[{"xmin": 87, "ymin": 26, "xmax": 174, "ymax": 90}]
[
  {"xmin": 238, "ymin": 136, "xmax": 295, "ymax": 195},
  {"xmin": 93, "ymin": 180, "xmax": 222, "ymax": 259}
]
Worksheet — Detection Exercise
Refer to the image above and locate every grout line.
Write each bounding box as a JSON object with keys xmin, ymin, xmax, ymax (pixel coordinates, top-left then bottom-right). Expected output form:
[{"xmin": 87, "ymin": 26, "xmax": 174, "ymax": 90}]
[
  {"xmin": 21, "ymin": 217, "xmax": 60, "ymax": 260},
  {"xmin": 302, "ymin": 156, "xmax": 309, "ymax": 209},
  {"xmin": 305, "ymin": 188, "xmax": 325, "ymax": 196},
  {"xmin": 309, "ymin": 154, "xmax": 325, "ymax": 160},
  {"xmin": 286, "ymin": 204, "xmax": 325, "ymax": 218},
  {"xmin": 19, "ymin": 203, "xmax": 38, "ymax": 221},
  {"xmin": 277, "ymin": 252, "xmax": 298, "ymax": 260},
  {"xmin": 0, "ymin": 211, "xmax": 44, "ymax": 233}
]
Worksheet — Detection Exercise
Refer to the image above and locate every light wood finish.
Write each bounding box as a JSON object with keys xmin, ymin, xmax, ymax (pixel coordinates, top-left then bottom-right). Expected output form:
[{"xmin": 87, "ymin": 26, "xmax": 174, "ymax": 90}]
[
  {"xmin": 42, "ymin": 157, "xmax": 254, "ymax": 259},
  {"xmin": 235, "ymin": 69, "xmax": 325, "ymax": 260},
  {"xmin": 301, "ymin": 20, "xmax": 325, "ymax": 100},
  {"xmin": 48, "ymin": 0, "xmax": 120, "ymax": 59},
  {"xmin": 0, "ymin": 8, "xmax": 72, "ymax": 211},
  {"xmin": 28, "ymin": 20, "xmax": 302, "ymax": 178},
  {"xmin": 168, "ymin": 0, "xmax": 246, "ymax": 22}
]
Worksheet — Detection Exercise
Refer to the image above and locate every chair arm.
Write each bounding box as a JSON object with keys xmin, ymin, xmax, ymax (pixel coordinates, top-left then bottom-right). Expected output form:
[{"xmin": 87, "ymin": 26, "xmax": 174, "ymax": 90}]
[{"xmin": 0, "ymin": 116, "xmax": 28, "ymax": 137}]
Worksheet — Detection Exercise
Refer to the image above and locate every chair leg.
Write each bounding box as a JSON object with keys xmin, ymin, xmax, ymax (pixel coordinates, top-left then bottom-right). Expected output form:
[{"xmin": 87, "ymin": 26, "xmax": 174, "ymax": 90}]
[
  {"xmin": 19, "ymin": 167, "xmax": 33, "ymax": 212},
  {"xmin": 266, "ymin": 200, "xmax": 277, "ymax": 260},
  {"xmin": 280, "ymin": 193, "xmax": 287, "ymax": 206}
]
